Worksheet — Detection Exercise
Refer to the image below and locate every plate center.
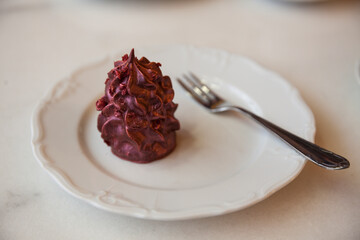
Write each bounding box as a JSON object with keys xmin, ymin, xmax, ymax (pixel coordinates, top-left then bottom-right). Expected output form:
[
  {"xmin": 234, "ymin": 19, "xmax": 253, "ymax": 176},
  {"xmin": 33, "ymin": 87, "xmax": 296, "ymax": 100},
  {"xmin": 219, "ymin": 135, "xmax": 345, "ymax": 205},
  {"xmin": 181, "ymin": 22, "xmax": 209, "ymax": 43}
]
[{"xmin": 79, "ymin": 82, "xmax": 268, "ymax": 190}]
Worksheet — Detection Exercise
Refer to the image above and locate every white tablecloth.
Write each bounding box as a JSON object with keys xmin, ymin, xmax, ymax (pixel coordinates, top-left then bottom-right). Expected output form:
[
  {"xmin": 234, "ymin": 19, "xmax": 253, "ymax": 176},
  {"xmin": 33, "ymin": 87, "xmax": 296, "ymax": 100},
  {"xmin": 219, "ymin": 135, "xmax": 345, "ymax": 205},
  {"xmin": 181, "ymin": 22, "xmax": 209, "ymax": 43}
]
[{"xmin": 1, "ymin": 0, "xmax": 359, "ymax": 239}]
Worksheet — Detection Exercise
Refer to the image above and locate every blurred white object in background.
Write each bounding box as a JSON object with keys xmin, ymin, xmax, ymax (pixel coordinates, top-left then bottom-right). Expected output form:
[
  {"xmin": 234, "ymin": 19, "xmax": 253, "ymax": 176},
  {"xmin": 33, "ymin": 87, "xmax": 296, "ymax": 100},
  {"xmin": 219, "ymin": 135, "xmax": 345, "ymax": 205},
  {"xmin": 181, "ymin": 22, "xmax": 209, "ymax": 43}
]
[
  {"xmin": 277, "ymin": 0, "xmax": 331, "ymax": 2},
  {"xmin": 356, "ymin": 60, "xmax": 360, "ymax": 85}
]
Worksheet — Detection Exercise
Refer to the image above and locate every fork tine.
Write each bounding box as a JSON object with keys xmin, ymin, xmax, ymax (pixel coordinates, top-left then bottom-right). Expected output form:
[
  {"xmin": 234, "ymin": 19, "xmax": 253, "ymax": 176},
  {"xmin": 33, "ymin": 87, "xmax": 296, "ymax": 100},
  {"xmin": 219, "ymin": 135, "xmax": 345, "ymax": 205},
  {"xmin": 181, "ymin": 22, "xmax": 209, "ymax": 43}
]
[
  {"xmin": 188, "ymin": 72, "xmax": 223, "ymax": 102},
  {"xmin": 182, "ymin": 74, "xmax": 213, "ymax": 103},
  {"xmin": 176, "ymin": 78, "xmax": 210, "ymax": 107}
]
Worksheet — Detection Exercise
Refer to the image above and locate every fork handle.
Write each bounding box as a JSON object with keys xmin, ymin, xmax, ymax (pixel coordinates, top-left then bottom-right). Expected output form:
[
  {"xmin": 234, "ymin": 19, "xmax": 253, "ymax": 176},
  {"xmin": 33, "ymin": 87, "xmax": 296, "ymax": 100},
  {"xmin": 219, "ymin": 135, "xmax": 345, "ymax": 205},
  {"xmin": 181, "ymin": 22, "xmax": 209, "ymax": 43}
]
[{"xmin": 231, "ymin": 106, "xmax": 350, "ymax": 170}]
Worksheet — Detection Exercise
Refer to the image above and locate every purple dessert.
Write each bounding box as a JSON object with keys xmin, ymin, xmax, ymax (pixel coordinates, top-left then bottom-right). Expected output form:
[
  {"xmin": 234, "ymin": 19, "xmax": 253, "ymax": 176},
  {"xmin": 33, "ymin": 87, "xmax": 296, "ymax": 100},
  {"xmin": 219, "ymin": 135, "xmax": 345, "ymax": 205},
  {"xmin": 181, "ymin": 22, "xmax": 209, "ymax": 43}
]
[{"xmin": 96, "ymin": 49, "xmax": 180, "ymax": 163}]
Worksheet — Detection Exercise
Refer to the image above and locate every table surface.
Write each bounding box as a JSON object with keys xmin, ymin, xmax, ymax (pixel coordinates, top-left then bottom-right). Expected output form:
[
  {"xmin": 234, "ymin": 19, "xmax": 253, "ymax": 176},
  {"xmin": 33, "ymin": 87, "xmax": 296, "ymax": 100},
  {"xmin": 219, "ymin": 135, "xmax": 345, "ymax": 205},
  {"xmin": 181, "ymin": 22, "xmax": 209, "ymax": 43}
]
[{"xmin": 1, "ymin": 0, "xmax": 359, "ymax": 239}]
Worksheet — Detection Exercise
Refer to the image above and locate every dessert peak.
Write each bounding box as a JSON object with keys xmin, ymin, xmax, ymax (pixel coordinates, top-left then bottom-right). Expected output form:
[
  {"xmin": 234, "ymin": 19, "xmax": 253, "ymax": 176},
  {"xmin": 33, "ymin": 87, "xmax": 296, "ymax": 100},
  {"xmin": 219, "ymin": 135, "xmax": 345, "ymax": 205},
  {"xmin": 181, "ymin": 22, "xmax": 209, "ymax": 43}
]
[{"xmin": 128, "ymin": 48, "xmax": 135, "ymax": 62}]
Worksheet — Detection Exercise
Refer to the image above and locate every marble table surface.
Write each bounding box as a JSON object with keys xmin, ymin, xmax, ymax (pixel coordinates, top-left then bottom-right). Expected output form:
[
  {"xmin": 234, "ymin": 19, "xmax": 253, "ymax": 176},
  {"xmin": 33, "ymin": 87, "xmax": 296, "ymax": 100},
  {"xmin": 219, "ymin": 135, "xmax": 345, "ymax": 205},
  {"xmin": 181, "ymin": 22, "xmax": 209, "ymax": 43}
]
[{"xmin": 1, "ymin": 0, "xmax": 359, "ymax": 239}]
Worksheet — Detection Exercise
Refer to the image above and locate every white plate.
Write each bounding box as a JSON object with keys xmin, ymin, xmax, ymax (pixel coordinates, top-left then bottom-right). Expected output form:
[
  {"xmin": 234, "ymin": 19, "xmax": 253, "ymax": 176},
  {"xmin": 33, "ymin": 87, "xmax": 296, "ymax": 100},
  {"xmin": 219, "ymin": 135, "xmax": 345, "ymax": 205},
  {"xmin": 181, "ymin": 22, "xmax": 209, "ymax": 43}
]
[{"xmin": 31, "ymin": 45, "xmax": 315, "ymax": 220}]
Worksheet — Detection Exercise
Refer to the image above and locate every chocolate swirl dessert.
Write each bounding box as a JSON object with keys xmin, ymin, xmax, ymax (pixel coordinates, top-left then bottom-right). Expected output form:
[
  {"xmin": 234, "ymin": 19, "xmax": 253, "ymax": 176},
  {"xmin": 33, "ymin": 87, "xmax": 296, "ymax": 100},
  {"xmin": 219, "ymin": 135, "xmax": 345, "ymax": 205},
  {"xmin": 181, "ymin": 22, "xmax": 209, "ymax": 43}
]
[{"xmin": 96, "ymin": 49, "xmax": 180, "ymax": 163}]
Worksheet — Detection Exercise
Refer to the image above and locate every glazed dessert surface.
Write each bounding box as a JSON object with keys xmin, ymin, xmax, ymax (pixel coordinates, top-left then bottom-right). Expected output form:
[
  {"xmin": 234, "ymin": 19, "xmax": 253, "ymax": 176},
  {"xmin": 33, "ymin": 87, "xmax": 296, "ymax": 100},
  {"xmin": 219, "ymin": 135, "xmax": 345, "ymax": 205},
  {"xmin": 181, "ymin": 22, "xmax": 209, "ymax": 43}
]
[{"xmin": 96, "ymin": 49, "xmax": 180, "ymax": 163}]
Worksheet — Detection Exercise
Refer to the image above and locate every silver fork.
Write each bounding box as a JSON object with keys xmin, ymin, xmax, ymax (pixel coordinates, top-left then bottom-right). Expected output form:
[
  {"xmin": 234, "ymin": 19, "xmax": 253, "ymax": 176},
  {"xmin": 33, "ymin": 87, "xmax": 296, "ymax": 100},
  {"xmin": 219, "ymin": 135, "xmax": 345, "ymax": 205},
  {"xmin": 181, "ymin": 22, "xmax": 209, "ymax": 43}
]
[{"xmin": 177, "ymin": 72, "xmax": 350, "ymax": 170}]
